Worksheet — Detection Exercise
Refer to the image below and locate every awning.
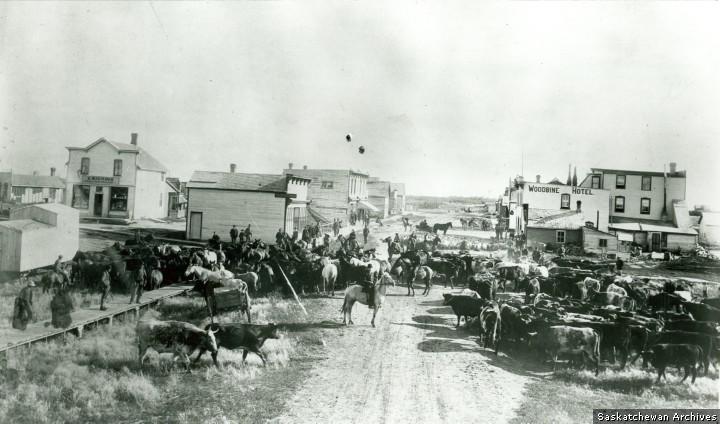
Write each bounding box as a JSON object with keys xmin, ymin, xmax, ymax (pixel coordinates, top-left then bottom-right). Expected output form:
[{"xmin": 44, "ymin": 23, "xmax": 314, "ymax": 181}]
[
  {"xmin": 616, "ymin": 231, "xmax": 633, "ymax": 242},
  {"xmin": 307, "ymin": 206, "xmax": 331, "ymax": 224},
  {"xmin": 357, "ymin": 200, "xmax": 379, "ymax": 212}
]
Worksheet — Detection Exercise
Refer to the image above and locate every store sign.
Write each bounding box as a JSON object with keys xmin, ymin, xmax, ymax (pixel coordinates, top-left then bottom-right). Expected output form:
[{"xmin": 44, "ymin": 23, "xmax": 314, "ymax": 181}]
[
  {"xmin": 82, "ymin": 175, "xmax": 118, "ymax": 184},
  {"xmin": 527, "ymin": 185, "xmax": 594, "ymax": 196}
]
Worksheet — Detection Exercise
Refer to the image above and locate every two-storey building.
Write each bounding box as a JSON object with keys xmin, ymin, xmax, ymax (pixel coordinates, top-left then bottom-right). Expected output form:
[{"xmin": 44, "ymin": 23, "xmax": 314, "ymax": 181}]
[
  {"xmin": 579, "ymin": 163, "xmax": 697, "ymax": 252},
  {"xmin": 64, "ymin": 133, "xmax": 171, "ymax": 220},
  {"xmin": 282, "ymin": 165, "xmax": 374, "ymax": 224}
]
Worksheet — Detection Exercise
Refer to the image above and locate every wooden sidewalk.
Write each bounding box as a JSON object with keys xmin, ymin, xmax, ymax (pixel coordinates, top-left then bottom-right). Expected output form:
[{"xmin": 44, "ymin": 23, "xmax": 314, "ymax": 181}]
[{"xmin": 0, "ymin": 284, "xmax": 195, "ymax": 361}]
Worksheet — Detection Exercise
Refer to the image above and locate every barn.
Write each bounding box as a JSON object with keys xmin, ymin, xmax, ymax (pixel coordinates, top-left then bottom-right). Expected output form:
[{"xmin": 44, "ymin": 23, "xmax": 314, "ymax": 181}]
[
  {"xmin": 185, "ymin": 169, "xmax": 311, "ymax": 243},
  {"xmin": 0, "ymin": 203, "xmax": 79, "ymax": 273}
]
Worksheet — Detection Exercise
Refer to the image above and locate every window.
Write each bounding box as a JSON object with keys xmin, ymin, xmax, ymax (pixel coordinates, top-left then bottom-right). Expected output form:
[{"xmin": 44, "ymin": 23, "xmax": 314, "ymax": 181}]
[
  {"xmin": 560, "ymin": 193, "xmax": 570, "ymax": 209},
  {"xmin": 591, "ymin": 175, "xmax": 601, "ymax": 189},
  {"xmin": 640, "ymin": 198, "xmax": 651, "ymax": 215},
  {"xmin": 12, "ymin": 187, "xmax": 25, "ymax": 197},
  {"xmin": 616, "ymin": 175, "xmax": 626, "ymax": 189},
  {"xmin": 556, "ymin": 230, "xmax": 566, "ymax": 243},
  {"xmin": 599, "ymin": 239, "xmax": 608, "ymax": 248},
  {"xmin": 614, "ymin": 196, "xmax": 625, "ymax": 213},
  {"xmin": 72, "ymin": 185, "xmax": 90, "ymax": 209},
  {"xmin": 113, "ymin": 159, "xmax": 122, "ymax": 176},
  {"xmin": 321, "ymin": 181, "xmax": 334, "ymax": 189},
  {"xmin": 80, "ymin": 157, "xmax": 90, "ymax": 175},
  {"xmin": 32, "ymin": 187, "xmax": 42, "ymax": 194},
  {"xmin": 110, "ymin": 187, "xmax": 128, "ymax": 211},
  {"xmin": 641, "ymin": 175, "xmax": 652, "ymax": 191}
]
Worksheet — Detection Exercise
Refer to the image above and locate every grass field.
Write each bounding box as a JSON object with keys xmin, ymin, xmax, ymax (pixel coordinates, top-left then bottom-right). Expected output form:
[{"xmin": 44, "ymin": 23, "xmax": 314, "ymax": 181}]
[{"xmin": 0, "ymin": 294, "xmax": 332, "ymax": 423}]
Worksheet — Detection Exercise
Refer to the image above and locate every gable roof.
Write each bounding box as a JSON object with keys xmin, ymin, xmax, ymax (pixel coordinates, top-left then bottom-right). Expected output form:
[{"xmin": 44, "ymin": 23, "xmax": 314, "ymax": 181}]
[
  {"xmin": 187, "ymin": 171, "xmax": 289, "ymax": 192},
  {"xmin": 9, "ymin": 173, "xmax": 65, "ymax": 189},
  {"xmin": 66, "ymin": 138, "xmax": 168, "ymax": 173},
  {"xmin": 527, "ymin": 209, "xmax": 595, "ymax": 230}
]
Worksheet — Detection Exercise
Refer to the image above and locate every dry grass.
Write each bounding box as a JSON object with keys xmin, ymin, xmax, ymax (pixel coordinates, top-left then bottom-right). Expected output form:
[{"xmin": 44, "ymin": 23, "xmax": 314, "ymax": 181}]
[{"xmin": 0, "ymin": 294, "xmax": 325, "ymax": 423}]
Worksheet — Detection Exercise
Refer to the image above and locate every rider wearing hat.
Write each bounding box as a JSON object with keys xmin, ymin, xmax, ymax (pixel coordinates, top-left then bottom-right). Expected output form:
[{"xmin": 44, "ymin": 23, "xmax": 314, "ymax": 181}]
[
  {"xmin": 363, "ymin": 263, "xmax": 376, "ymax": 308},
  {"xmin": 54, "ymin": 255, "xmax": 70, "ymax": 286}
]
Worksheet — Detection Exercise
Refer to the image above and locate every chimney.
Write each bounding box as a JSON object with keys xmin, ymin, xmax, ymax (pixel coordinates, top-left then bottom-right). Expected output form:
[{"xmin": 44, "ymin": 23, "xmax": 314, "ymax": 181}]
[
  {"xmin": 288, "ymin": 162, "xmax": 293, "ymax": 170},
  {"xmin": 669, "ymin": 162, "xmax": 677, "ymax": 173},
  {"xmin": 131, "ymin": 132, "xmax": 138, "ymax": 145},
  {"xmin": 230, "ymin": 164, "xmax": 236, "ymax": 173},
  {"xmin": 303, "ymin": 165, "xmax": 308, "ymax": 170},
  {"xmin": 535, "ymin": 174, "xmax": 541, "ymax": 183},
  {"xmin": 50, "ymin": 167, "xmax": 56, "ymax": 176}
]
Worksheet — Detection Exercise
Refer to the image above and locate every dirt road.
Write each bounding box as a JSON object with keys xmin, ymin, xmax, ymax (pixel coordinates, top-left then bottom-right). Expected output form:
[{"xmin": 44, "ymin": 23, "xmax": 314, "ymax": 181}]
[{"xmin": 271, "ymin": 285, "xmax": 529, "ymax": 424}]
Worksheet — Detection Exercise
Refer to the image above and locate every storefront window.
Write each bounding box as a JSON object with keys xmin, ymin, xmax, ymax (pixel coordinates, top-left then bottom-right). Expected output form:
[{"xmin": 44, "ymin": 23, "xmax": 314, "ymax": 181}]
[
  {"xmin": 110, "ymin": 187, "xmax": 128, "ymax": 211},
  {"xmin": 72, "ymin": 185, "xmax": 90, "ymax": 209}
]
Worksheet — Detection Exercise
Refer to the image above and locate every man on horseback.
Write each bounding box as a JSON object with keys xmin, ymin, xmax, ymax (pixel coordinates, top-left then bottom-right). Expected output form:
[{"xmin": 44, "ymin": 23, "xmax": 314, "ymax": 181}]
[
  {"xmin": 362, "ymin": 263, "xmax": 376, "ymax": 308},
  {"xmin": 54, "ymin": 255, "xmax": 70, "ymax": 287}
]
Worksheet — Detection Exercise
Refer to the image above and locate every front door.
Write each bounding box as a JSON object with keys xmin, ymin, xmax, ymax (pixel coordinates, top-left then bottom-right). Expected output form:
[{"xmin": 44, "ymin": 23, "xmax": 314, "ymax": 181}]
[
  {"xmin": 93, "ymin": 193, "xmax": 103, "ymax": 216},
  {"xmin": 650, "ymin": 232, "xmax": 661, "ymax": 252},
  {"xmin": 189, "ymin": 212, "xmax": 203, "ymax": 239}
]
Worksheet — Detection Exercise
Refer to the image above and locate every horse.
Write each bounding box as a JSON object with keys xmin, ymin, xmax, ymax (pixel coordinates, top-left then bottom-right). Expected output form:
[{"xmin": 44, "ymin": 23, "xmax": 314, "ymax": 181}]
[
  {"xmin": 41, "ymin": 270, "xmax": 69, "ymax": 294},
  {"xmin": 432, "ymin": 222, "xmax": 453, "ymax": 235},
  {"xmin": 383, "ymin": 237, "xmax": 403, "ymax": 261},
  {"xmin": 341, "ymin": 272, "xmax": 395, "ymax": 327},
  {"xmin": 460, "ymin": 218, "xmax": 468, "ymax": 230},
  {"xmin": 234, "ymin": 272, "xmax": 259, "ymax": 293},
  {"xmin": 412, "ymin": 265, "xmax": 434, "ymax": 296},
  {"xmin": 185, "ymin": 265, "xmax": 234, "ymax": 284},
  {"xmin": 147, "ymin": 269, "xmax": 163, "ymax": 290},
  {"xmin": 322, "ymin": 262, "xmax": 338, "ymax": 297}
]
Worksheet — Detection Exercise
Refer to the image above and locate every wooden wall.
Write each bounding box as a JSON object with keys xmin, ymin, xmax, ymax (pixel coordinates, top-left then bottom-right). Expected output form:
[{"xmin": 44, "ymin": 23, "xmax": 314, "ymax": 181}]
[
  {"xmin": 186, "ymin": 188, "xmax": 285, "ymax": 242},
  {"xmin": 582, "ymin": 227, "xmax": 618, "ymax": 254}
]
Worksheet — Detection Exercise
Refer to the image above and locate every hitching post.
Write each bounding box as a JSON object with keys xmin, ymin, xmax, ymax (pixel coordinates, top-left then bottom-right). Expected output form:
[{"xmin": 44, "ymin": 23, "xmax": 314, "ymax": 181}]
[{"xmin": 275, "ymin": 262, "xmax": 308, "ymax": 316}]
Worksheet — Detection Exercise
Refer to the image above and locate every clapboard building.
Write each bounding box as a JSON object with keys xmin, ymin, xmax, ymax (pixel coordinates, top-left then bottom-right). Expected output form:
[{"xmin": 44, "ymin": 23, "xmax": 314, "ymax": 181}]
[
  {"xmin": 0, "ymin": 169, "xmax": 65, "ymax": 206},
  {"xmin": 367, "ymin": 178, "xmax": 390, "ymax": 219},
  {"xmin": 186, "ymin": 166, "xmax": 311, "ymax": 242},
  {"xmin": 579, "ymin": 164, "xmax": 697, "ymax": 252},
  {"xmin": 282, "ymin": 165, "xmax": 375, "ymax": 224},
  {"xmin": 65, "ymin": 133, "xmax": 171, "ymax": 220}
]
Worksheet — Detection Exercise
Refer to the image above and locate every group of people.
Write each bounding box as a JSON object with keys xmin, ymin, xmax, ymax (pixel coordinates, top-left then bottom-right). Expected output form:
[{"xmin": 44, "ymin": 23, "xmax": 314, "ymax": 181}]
[
  {"xmin": 228, "ymin": 224, "xmax": 254, "ymax": 245},
  {"xmin": 348, "ymin": 211, "xmax": 371, "ymax": 227}
]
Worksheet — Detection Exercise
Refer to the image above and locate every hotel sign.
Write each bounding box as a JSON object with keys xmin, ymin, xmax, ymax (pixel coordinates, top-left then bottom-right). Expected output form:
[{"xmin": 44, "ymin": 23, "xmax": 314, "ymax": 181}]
[
  {"xmin": 82, "ymin": 175, "xmax": 119, "ymax": 185},
  {"xmin": 527, "ymin": 185, "xmax": 594, "ymax": 195}
]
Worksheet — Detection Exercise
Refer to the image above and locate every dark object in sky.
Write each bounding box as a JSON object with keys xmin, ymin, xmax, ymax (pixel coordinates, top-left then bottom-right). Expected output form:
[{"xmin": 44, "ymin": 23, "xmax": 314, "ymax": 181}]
[
  {"xmin": 358, "ymin": 146, "xmax": 365, "ymax": 154},
  {"xmin": 346, "ymin": 134, "xmax": 352, "ymax": 142}
]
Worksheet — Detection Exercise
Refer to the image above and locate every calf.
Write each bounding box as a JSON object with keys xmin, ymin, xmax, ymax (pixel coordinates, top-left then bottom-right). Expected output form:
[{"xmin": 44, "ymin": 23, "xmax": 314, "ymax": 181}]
[
  {"xmin": 479, "ymin": 303, "xmax": 500, "ymax": 350},
  {"xmin": 651, "ymin": 331, "xmax": 714, "ymax": 375},
  {"xmin": 136, "ymin": 319, "xmax": 219, "ymax": 371},
  {"xmin": 196, "ymin": 322, "xmax": 280, "ymax": 366},
  {"xmin": 446, "ymin": 295, "xmax": 487, "ymax": 327},
  {"xmin": 530, "ymin": 325, "xmax": 600, "ymax": 375},
  {"xmin": 642, "ymin": 344, "xmax": 703, "ymax": 384}
]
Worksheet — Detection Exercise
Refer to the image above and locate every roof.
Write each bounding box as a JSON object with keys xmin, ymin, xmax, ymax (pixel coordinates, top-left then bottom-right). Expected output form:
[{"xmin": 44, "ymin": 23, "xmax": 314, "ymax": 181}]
[
  {"xmin": 527, "ymin": 209, "xmax": 589, "ymax": 230},
  {"xmin": 187, "ymin": 171, "xmax": 290, "ymax": 192},
  {"xmin": 282, "ymin": 168, "xmax": 369, "ymax": 178},
  {"xmin": 590, "ymin": 168, "xmax": 686, "ymax": 178},
  {"xmin": 10, "ymin": 173, "xmax": 65, "ymax": 189},
  {"xmin": 307, "ymin": 206, "xmax": 331, "ymax": 224},
  {"xmin": 0, "ymin": 219, "xmax": 53, "ymax": 233},
  {"xmin": 547, "ymin": 178, "xmax": 564, "ymax": 185},
  {"xmin": 66, "ymin": 138, "xmax": 168, "ymax": 173},
  {"xmin": 609, "ymin": 221, "xmax": 697, "ymax": 235}
]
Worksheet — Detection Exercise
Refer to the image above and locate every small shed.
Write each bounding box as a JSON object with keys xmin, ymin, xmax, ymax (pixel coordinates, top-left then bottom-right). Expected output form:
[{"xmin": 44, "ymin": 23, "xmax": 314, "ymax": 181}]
[
  {"xmin": 0, "ymin": 203, "xmax": 79, "ymax": 272},
  {"xmin": 581, "ymin": 226, "xmax": 618, "ymax": 255}
]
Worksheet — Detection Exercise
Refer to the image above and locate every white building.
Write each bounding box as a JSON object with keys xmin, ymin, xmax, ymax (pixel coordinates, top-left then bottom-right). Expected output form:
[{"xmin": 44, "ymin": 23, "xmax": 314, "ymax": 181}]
[
  {"xmin": 0, "ymin": 169, "xmax": 65, "ymax": 205},
  {"xmin": 0, "ymin": 203, "xmax": 79, "ymax": 273},
  {"xmin": 699, "ymin": 212, "xmax": 720, "ymax": 248},
  {"xmin": 65, "ymin": 134, "xmax": 171, "ymax": 220}
]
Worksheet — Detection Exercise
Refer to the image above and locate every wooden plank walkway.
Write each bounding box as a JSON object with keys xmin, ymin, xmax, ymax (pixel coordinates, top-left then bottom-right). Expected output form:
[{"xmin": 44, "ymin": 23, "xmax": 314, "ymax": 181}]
[{"xmin": 0, "ymin": 284, "xmax": 195, "ymax": 358}]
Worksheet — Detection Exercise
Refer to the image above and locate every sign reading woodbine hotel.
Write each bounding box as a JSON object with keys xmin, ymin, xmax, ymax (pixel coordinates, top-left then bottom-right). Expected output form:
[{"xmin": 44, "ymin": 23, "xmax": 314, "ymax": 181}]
[{"xmin": 527, "ymin": 185, "xmax": 595, "ymax": 196}]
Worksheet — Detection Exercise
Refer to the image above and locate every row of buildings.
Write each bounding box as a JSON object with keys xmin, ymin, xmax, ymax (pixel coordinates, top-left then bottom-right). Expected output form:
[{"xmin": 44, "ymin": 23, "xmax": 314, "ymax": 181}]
[
  {"xmin": 497, "ymin": 163, "xmax": 707, "ymax": 254},
  {"xmin": 184, "ymin": 164, "xmax": 406, "ymax": 242},
  {"xmin": 1, "ymin": 133, "xmax": 406, "ymax": 247}
]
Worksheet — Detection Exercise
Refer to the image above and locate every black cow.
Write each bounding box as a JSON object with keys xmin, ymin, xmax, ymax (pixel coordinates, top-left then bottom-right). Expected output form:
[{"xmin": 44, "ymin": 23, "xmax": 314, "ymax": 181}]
[
  {"xmin": 682, "ymin": 302, "xmax": 720, "ymax": 323},
  {"xmin": 495, "ymin": 304, "xmax": 533, "ymax": 355},
  {"xmin": 427, "ymin": 258, "xmax": 459, "ymax": 288},
  {"xmin": 627, "ymin": 325, "xmax": 651, "ymax": 365},
  {"xmin": 642, "ymin": 344, "xmax": 703, "ymax": 384},
  {"xmin": 647, "ymin": 292, "xmax": 685, "ymax": 312},
  {"xmin": 562, "ymin": 321, "xmax": 631, "ymax": 369},
  {"xmin": 196, "ymin": 322, "xmax": 280, "ymax": 366},
  {"xmin": 650, "ymin": 331, "xmax": 714, "ymax": 375},
  {"xmin": 446, "ymin": 295, "xmax": 488, "ymax": 327},
  {"xmin": 664, "ymin": 320, "xmax": 719, "ymax": 336},
  {"xmin": 468, "ymin": 275, "xmax": 496, "ymax": 300},
  {"xmin": 137, "ymin": 319, "xmax": 219, "ymax": 371}
]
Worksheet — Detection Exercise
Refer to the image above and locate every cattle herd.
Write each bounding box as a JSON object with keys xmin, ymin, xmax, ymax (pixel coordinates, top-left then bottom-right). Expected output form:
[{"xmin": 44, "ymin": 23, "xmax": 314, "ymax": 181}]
[
  {"xmin": 437, "ymin": 255, "xmax": 720, "ymax": 384},
  {"xmin": 31, "ymin": 230, "xmax": 720, "ymax": 384}
]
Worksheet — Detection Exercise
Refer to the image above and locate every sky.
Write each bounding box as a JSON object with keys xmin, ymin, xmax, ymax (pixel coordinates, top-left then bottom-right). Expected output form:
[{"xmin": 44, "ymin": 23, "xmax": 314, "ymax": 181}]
[{"xmin": 1, "ymin": 2, "xmax": 718, "ymax": 206}]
